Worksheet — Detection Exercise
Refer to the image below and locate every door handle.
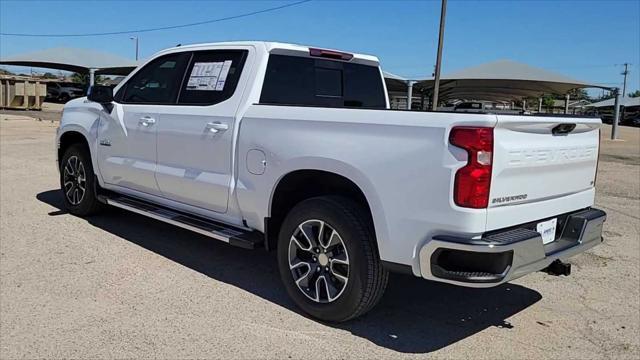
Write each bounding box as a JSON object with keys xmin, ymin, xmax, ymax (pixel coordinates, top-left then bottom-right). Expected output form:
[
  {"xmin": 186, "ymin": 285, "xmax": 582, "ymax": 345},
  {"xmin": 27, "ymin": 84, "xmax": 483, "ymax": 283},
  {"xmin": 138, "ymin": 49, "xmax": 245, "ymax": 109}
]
[
  {"xmin": 205, "ymin": 121, "xmax": 228, "ymax": 133},
  {"xmin": 139, "ymin": 116, "xmax": 156, "ymax": 127}
]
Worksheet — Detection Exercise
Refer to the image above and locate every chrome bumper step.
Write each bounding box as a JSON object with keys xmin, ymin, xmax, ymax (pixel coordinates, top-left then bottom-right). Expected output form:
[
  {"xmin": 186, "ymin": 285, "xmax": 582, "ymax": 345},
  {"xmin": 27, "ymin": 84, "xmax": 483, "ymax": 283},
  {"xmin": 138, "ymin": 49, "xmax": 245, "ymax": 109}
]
[
  {"xmin": 420, "ymin": 207, "xmax": 606, "ymax": 287},
  {"xmin": 104, "ymin": 195, "xmax": 263, "ymax": 250}
]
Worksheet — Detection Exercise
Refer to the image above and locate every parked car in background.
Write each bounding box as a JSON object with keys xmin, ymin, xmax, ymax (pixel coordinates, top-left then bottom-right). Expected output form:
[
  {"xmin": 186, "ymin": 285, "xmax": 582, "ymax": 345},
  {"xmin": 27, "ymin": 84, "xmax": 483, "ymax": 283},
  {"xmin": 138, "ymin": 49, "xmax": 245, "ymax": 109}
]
[
  {"xmin": 454, "ymin": 101, "xmax": 526, "ymax": 114},
  {"xmin": 622, "ymin": 105, "xmax": 640, "ymax": 127},
  {"xmin": 56, "ymin": 41, "xmax": 606, "ymax": 322},
  {"xmin": 46, "ymin": 82, "xmax": 85, "ymax": 103},
  {"xmin": 454, "ymin": 101, "xmax": 486, "ymax": 112}
]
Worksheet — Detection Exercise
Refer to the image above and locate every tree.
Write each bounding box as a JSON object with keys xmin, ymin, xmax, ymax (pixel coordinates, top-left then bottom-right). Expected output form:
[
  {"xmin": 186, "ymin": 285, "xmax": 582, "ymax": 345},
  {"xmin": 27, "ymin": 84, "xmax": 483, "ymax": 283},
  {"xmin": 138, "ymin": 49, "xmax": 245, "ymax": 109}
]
[
  {"xmin": 542, "ymin": 94, "xmax": 556, "ymax": 111},
  {"xmin": 628, "ymin": 90, "xmax": 640, "ymax": 98},
  {"xmin": 568, "ymin": 88, "xmax": 589, "ymax": 100},
  {"xmin": 591, "ymin": 90, "xmax": 615, "ymax": 102},
  {"xmin": 70, "ymin": 72, "xmax": 104, "ymax": 86},
  {"xmin": 41, "ymin": 72, "xmax": 58, "ymax": 79}
]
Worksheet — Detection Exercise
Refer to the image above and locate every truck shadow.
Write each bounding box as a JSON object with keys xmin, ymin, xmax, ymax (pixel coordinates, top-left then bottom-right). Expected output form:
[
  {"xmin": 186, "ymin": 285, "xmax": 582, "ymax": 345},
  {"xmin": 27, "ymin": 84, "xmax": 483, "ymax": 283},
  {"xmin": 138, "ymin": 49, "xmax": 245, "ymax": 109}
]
[{"xmin": 37, "ymin": 189, "xmax": 542, "ymax": 354}]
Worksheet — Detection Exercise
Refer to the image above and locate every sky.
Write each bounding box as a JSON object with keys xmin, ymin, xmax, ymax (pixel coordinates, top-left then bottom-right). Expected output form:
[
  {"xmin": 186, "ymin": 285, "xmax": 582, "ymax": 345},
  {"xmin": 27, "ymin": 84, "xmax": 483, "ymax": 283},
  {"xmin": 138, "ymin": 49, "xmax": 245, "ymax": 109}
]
[{"xmin": 1, "ymin": 0, "xmax": 639, "ymax": 95}]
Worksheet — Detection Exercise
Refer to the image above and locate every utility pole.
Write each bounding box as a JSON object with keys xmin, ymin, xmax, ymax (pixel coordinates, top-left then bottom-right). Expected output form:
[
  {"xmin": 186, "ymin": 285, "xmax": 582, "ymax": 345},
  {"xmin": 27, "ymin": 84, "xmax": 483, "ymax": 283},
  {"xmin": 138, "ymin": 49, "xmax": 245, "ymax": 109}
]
[
  {"xmin": 130, "ymin": 36, "xmax": 139, "ymax": 61},
  {"xmin": 431, "ymin": 0, "xmax": 447, "ymax": 111},
  {"xmin": 620, "ymin": 63, "xmax": 630, "ymax": 98},
  {"xmin": 611, "ymin": 87, "xmax": 621, "ymax": 140}
]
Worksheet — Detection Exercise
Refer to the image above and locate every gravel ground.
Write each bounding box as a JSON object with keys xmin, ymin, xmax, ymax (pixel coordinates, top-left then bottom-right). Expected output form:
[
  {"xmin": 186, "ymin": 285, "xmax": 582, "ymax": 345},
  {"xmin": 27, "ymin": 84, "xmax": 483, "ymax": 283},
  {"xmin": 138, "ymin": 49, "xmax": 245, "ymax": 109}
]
[
  {"xmin": 0, "ymin": 102, "xmax": 64, "ymax": 123},
  {"xmin": 1, "ymin": 110, "xmax": 638, "ymax": 359}
]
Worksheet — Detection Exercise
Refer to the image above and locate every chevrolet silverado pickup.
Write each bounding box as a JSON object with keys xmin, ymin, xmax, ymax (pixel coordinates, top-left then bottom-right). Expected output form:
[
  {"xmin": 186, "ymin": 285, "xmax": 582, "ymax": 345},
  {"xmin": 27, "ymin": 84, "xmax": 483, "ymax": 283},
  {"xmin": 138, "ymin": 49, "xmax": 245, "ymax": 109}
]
[{"xmin": 56, "ymin": 41, "xmax": 606, "ymax": 322}]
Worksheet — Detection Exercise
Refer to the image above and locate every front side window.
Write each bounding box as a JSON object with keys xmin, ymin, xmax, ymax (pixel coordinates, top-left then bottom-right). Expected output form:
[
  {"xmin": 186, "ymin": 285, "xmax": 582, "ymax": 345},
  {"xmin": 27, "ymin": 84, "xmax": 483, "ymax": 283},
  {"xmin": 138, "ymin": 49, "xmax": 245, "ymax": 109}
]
[
  {"xmin": 260, "ymin": 54, "xmax": 386, "ymax": 109},
  {"xmin": 119, "ymin": 52, "xmax": 190, "ymax": 104}
]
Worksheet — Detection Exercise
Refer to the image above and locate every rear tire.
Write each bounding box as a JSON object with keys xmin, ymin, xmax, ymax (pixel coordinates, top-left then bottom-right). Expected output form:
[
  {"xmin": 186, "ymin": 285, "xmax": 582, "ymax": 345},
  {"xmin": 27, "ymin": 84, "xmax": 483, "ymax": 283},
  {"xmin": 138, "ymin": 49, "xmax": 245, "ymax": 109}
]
[
  {"xmin": 59, "ymin": 144, "xmax": 104, "ymax": 216},
  {"xmin": 277, "ymin": 196, "xmax": 388, "ymax": 322}
]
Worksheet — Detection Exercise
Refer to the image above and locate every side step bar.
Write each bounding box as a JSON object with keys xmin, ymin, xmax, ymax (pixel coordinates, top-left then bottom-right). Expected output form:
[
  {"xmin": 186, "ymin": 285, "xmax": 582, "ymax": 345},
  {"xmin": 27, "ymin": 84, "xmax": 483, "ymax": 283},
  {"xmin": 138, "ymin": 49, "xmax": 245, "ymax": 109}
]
[{"xmin": 104, "ymin": 195, "xmax": 264, "ymax": 249}]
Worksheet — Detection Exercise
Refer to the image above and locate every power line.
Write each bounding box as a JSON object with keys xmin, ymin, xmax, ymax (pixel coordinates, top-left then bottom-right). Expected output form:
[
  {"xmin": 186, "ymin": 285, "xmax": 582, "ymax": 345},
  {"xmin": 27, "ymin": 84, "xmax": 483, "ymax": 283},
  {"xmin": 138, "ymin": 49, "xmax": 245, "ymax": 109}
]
[{"xmin": 0, "ymin": 0, "xmax": 312, "ymax": 37}]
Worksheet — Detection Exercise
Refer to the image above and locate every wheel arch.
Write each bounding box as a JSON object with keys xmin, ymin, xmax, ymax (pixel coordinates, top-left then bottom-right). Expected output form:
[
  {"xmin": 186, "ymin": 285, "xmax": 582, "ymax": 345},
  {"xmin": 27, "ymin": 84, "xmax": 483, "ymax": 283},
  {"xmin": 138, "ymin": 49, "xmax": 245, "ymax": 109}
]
[
  {"xmin": 58, "ymin": 130, "xmax": 90, "ymax": 163},
  {"xmin": 265, "ymin": 167, "xmax": 387, "ymax": 254},
  {"xmin": 57, "ymin": 126, "xmax": 101, "ymax": 186}
]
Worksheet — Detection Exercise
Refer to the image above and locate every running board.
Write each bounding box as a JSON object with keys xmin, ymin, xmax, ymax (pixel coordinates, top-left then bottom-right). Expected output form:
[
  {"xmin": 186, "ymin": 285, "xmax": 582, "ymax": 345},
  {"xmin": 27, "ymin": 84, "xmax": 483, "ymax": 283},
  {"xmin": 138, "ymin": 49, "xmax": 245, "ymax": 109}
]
[{"xmin": 105, "ymin": 195, "xmax": 263, "ymax": 250}]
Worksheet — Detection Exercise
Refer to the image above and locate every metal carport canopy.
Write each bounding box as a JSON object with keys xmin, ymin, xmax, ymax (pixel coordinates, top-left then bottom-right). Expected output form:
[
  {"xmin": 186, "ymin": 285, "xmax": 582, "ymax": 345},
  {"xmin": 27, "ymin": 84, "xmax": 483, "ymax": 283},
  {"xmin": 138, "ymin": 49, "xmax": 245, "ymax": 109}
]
[
  {"xmin": 586, "ymin": 97, "xmax": 640, "ymax": 108},
  {"xmin": 414, "ymin": 60, "xmax": 604, "ymax": 101},
  {"xmin": 0, "ymin": 47, "xmax": 138, "ymax": 76},
  {"xmin": 383, "ymin": 71, "xmax": 411, "ymax": 92}
]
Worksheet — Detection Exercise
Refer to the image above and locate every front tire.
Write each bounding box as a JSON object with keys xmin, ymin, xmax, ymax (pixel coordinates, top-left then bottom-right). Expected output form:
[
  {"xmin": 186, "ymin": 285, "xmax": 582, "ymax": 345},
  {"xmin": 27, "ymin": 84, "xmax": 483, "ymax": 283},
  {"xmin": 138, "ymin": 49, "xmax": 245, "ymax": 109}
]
[
  {"xmin": 60, "ymin": 144, "xmax": 104, "ymax": 216},
  {"xmin": 277, "ymin": 196, "xmax": 388, "ymax": 322}
]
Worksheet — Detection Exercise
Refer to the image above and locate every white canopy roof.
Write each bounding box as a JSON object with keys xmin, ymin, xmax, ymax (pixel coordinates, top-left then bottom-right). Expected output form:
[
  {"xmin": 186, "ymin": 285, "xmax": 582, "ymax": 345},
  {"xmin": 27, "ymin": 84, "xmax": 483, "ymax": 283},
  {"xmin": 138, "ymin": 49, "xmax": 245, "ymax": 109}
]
[
  {"xmin": 441, "ymin": 60, "xmax": 588, "ymax": 84},
  {"xmin": 413, "ymin": 60, "xmax": 603, "ymax": 102},
  {"xmin": 0, "ymin": 47, "xmax": 138, "ymax": 75},
  {"xmin": 587, "ymin": 97, "xmax": 640, "ymax": 108},
  {"xmin": 383, "ymin": 71, "xmax": 411, "ymax": 92}
]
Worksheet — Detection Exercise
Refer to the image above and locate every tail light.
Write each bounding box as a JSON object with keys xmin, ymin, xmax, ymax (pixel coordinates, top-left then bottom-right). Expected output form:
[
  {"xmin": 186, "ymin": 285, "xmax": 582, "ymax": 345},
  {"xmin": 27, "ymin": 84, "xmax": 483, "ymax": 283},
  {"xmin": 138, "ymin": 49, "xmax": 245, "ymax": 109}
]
[
  {"xmin": 449, "ymin": 127, "xmax": 494, "ymax": 208},
  {"xmin": 309, "ymin": 48, "xmax": 354, "ymax": 61}
]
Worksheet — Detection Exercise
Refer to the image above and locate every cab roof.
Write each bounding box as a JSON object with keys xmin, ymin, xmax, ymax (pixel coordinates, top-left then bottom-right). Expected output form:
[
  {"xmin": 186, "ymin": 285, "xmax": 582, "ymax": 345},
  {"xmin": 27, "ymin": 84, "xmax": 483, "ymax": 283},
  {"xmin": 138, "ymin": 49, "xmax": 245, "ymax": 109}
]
[{"xmin": 156, "ymin": 41, "xmax": 380, "ymax": 66}]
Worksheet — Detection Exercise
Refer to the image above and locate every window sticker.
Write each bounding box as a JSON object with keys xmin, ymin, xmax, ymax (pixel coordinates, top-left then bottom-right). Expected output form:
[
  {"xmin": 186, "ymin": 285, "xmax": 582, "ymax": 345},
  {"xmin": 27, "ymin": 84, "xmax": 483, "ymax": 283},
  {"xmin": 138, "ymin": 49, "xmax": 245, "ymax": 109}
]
[
  {"xmin": 186, "ymin": 60, "xmax": 232, "ymax": 91},
  {"xmin": 215, "ymin": 60, "xmax": 233, "ymax": 90}
]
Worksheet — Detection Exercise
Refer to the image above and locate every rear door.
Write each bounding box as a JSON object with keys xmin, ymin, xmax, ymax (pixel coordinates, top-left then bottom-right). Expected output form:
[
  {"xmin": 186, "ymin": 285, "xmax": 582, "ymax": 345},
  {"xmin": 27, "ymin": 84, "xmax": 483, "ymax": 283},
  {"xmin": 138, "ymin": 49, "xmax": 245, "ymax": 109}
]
[
  {"xmin": 154, "ymin": 48, "xmax": 251, "ymax": 213},
  {"xmin": 486, "ymin": 115, "xmax": 601, "ymax": 229}
]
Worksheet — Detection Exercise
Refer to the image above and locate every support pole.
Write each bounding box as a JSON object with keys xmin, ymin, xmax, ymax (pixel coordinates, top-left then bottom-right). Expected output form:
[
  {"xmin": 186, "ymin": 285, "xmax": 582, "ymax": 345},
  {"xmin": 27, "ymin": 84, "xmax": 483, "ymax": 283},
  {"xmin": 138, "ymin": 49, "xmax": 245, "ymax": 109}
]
[
  {"xmin": 89, "ymin": 68, "xmax": 96, "ymax": 88},
  {"xmin": 431, "ymin": 0, "xmax": 447, "ymax": 111},
  {"xmin": 538, "ymin": 97, "xmax": 543, "ymax": 113},
  {"xmin": 406, "ymin": 81, "xmax": 414, "ymax": 110},
  {"xmin": 564, "ymin": 93, "xmax": 570, "ymax": 114},
  {"xmin": 522, "ymin": 99, "xmax": 527, "ymax": 112},
  {"xmin": 611, "ymin": 88, "xmax": 621, "ymax": 140}
]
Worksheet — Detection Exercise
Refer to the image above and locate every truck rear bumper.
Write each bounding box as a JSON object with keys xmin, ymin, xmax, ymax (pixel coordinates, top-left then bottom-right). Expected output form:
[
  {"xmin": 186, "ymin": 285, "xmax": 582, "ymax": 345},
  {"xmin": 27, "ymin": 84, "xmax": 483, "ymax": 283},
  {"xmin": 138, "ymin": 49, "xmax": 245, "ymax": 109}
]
[{"xmin": 418, "ymin": 208, "xmax": 606, "ymax": 288}]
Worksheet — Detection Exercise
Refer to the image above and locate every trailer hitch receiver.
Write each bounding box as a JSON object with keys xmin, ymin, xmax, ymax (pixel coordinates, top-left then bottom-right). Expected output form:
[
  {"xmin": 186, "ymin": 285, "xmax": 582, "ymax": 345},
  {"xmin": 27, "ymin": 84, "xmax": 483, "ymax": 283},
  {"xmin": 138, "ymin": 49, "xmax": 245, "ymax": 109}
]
[{"xmin": 544, "ymin": 259, "xmax": 572, "ymax": 276}]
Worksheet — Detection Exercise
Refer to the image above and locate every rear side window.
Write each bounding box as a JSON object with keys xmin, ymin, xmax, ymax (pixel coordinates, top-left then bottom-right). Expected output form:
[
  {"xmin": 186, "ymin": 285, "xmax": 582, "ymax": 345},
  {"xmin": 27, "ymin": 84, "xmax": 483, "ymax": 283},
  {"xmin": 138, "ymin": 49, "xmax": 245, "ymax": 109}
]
[
  {"xmin": 120, "ymin": 52, "xmax": 190, "ymax": 104},
  {"xmin": 178, "ymin": 50, "xmax": 248, "ymax": 105},
  {"xmin": 260, "ymin": 54, "xmax": 386, "ymax": 108}
]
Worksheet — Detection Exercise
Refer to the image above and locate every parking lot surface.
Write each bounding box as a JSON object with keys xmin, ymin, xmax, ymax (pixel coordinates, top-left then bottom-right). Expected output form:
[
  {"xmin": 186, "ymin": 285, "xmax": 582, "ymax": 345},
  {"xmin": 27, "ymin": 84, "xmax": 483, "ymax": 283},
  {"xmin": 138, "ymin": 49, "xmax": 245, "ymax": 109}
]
[{"xmin": 1, "ymin": 110, "xmax": 639, "ymax": 359}]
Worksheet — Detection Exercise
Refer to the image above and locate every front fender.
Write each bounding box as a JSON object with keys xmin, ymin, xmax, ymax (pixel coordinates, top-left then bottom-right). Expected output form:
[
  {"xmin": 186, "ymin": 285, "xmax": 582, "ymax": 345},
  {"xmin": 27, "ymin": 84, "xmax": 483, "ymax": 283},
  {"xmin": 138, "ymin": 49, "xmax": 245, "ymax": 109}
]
[{"xmin": 57, "ymin": 100, "xmax": 103, "ymax": 184}]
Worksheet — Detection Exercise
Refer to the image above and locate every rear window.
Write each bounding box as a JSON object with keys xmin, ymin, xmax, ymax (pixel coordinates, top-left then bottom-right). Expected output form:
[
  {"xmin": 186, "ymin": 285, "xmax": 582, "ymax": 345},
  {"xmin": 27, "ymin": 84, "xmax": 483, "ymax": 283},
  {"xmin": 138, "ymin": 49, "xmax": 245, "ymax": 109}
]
[{"xmin": 260, "ymin": 54, "xmax": 386, "ymax": 109}]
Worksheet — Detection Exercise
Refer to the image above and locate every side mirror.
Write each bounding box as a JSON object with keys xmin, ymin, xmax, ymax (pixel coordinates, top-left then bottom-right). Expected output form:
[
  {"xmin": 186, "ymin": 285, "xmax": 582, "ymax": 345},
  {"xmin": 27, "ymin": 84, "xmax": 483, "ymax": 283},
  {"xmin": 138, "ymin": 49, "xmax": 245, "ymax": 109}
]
[{"xmin": 87, "ymin": 85, "xmax": 113, "ymax": 104}]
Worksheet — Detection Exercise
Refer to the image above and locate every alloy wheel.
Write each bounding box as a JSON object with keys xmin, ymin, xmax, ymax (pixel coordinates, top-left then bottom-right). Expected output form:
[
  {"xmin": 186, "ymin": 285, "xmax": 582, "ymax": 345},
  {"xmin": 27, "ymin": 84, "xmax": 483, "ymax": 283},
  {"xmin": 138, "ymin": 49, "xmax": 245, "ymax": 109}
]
[
  {"xmin": 288, "ymin": 219, "xmax": 350, "ymax": 303},
  {"xmin": 63, "ymin": 155, "xmax": 86, "ymax": 205}
]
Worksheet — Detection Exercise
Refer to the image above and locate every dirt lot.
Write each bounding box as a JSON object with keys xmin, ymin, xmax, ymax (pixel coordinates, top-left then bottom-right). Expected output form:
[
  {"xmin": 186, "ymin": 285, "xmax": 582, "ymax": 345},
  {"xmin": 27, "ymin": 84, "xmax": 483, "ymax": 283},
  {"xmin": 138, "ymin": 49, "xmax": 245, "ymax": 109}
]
[{"xmin": 1, "ymin": 108, "xmax": 639, "ymax": 359}]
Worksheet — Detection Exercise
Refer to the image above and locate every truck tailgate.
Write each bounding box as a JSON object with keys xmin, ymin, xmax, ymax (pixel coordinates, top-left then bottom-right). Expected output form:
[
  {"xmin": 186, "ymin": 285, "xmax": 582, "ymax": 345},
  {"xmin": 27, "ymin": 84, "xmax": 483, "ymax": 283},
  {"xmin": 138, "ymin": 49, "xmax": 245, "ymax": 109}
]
[{"xmin": 486, "ymin": 115, "xmax": 601, "ymax": 230}]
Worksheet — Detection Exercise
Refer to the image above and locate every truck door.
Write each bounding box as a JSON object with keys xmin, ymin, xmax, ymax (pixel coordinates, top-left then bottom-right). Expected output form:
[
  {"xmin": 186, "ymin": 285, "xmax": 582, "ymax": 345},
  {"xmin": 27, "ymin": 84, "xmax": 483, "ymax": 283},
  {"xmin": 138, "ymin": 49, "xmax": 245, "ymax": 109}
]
[
  {"xmin": 154, "ymin": 48, "xmax": 251, "ymax": 213},
  {"xmin": 97, "ymin": 52, "xmax": 190, "ymax": 196}
]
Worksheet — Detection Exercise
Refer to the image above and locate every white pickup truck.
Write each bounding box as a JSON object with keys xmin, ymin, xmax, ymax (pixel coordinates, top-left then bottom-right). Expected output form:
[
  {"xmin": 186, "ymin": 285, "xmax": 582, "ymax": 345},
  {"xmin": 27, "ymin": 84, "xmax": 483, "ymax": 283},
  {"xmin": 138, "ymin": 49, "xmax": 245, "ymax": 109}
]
[{"xmin": 56, "ymin": 41, "xmax": 606, "ymax": 322}]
